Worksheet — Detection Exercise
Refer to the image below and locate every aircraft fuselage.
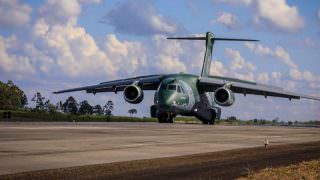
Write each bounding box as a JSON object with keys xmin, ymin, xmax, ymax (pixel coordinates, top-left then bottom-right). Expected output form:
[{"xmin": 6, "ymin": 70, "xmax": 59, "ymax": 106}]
[{"xmin": 152, "ymin": 74, "xmax": 220, "ymax": 124}]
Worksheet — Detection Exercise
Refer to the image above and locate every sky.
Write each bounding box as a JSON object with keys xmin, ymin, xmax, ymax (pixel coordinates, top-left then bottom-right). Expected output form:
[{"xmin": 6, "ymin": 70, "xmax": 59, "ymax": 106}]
[{"xmin": 0, "ymin": 0, "xmax": 320, "ymax": 121}]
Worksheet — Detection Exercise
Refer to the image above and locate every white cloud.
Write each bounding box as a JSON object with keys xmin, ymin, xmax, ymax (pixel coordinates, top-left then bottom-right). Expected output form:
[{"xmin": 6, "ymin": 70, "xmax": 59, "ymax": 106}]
[
  {"xmin": 0, "ymin": 0, "xmax": 32, "ymax": 28},
  {"xmin": 218, "ymin": 0, "xmax": 304, "ymax": 32},
  {"xmin": 286, "ymin": 80, "xmax": 296, "ymax": 91},
  {"xmin": 232, "ymin": 72, "xmax": 255, "ymax": 82},
  {"xmin": 210, "ymin": 60, "xmax": 228, "ymax": 76},
  {"xmin": 39, "ymin": 0, "xmax": 80, "ymax": 25},
  {"xmin": 38, "ymin": 0, "xmax": 100, "ymax": 25},
  {"xmin": 215, "ymin": 12, "xmax": 239, "ymax": 29},
  {"xmin": 216, "ymin": 0, "xmax": 252, "ymax": 6},
  {"xmin": 252, "ymin": 0, "xmax": 304, "ymax": 32},
  {"xmin": 257, "ymin": 73, "xmax": 269, "ymax": 83},
  {"xmin": 0, "ymin": 35, "xmax": 35, "ymax": 74},
  {"xmin": 271, "ymin": 72, "xmax": 282, "ymax": 81},
  {"xmin": 274, "ymin": 46, "xmax": 297, "ymax": 69},
  {"xmin": 225, "ymin": 48, "xmax": 256, "ymax": 71},
  {"xmin": 246, "ymin": 42, "xmax": 320, "ymax": 90},
  {"xmin": 309, "ymin": 82, "xmax": 320, "ymax": 89},
  {"xmin": 245, "ymin": 42, "xmax": 272, "ymax": 56},
  {"xmin": 32, "ymin": 19, "xmax": 117, "ymax": 77},
  {"xmin": 105, "ymin": 34, "xmax": 147, "ymax": 74},
  {"xmin": 150, "ymin": 15, "xmax": 177, "ymax": 33},
  {"xmin": 152, "ymin": 35, "xmax": 187, "ymax": 73},
  {"xmin": 245, "ymin": 42, "xmax": 297, "ymax": 69},
  {"xmin": 289, "ymin": 69, "xmax": 317, "ymax": 82},
  {"xmin": 155, "ymin": 55, "xmax": 187, "ymax": 73},
  {"xmin": 104, "ymin": 0, "xmax": 181, "ymax": 36},
  {"xmin": 79, "ymin": 0, "xmax": 101, "ymax": 3}
]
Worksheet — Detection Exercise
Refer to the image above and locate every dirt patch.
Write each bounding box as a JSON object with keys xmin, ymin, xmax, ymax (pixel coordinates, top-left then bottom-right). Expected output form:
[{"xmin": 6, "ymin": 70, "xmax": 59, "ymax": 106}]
[
  {"xmin": 238, "ymin": 159, "xmax": 320, "ymax": 180},
  {"xmin": 1, "ymin": 141, "xmax": 320, "ymax": 180}
]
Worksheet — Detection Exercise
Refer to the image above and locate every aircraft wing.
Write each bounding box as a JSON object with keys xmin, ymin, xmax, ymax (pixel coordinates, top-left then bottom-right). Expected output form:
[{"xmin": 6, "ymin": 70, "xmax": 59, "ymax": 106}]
[
  {"xmin": 199, "ymin": 76, "xmax": 320, "ymax": 101},
  {"xmin": 53, "ymin": 75, "xmax": 164, "ymax": 94}
]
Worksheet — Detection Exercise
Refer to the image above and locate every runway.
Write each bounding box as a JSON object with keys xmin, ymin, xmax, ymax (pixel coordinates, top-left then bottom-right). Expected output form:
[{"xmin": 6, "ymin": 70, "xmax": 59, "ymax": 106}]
[{"xmin": 0, "ymin": 122, "xmax": 320, "ymax": 176}]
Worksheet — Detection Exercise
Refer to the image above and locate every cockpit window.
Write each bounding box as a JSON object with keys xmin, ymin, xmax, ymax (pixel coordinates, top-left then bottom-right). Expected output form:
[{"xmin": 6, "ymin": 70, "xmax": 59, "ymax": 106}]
[
  {"xmin": 177, "ymin": 86, "xmax": 182, "ymax": 93},
  {"xmin": 167, "ymin": 84, "xmax": 177, "ymax": 91}
]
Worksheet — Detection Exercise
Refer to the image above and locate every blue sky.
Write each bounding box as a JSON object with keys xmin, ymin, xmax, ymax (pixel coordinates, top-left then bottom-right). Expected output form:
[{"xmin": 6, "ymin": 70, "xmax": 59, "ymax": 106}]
[{"xmin": 0, "ymin": 0, "xmax": 319, "ymax": 121}]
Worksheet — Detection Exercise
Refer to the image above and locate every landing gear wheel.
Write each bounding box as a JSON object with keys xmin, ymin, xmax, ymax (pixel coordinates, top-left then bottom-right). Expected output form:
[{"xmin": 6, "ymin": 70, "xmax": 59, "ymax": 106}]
[
  {"xmin": 157, "ymin": 114, "xmax": 174, "ymax": 123},
  {"xmin": 200, "ymin": 110, "xmax": 216, "ymax": 125},
  {"xmin": 209, "ymin": 109, "xmax": 216, "ymax": 125},
  {"xmin": 202, "ymin": 120, "xmax": 209, "ymax": 124},
  {"xmin": 168, "ymin": 116, "xmax": 174, "ymax": 123}
]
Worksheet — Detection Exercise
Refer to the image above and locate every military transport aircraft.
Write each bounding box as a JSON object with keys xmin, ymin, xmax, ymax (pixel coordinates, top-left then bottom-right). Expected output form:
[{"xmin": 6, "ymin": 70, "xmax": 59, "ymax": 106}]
[{"xmin": 54, "ymin": 32, "xmax": 320, "ymax": 124}]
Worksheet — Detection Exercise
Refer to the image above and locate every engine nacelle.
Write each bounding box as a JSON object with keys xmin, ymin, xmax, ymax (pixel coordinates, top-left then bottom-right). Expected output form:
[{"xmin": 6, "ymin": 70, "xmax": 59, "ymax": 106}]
[
  {"xmin": 214, "ymin": 87, "xmax": 235, "ymax": 106},
  {"xmin": 123, "ymin": 85, "xmax": 144, "ymax": 104}
]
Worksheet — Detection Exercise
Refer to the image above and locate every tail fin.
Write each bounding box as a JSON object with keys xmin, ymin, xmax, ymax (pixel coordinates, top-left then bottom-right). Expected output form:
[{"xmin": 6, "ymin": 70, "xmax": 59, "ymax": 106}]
[{"xmin": 167, "ymin": 32, "xmax": 258, "ymax": 77}]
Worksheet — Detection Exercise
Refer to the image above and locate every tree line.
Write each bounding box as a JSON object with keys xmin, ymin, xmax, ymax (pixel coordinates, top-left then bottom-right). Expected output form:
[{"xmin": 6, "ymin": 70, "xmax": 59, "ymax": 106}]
[
  {"xmin": 31, "ymin": 92, "xmax": 115, "ymax": 116},
  {"xmin": 0, "ymin": 80, "xmax": 114, "ymax": 116},
  {"xmin": 0, "ymin": 80, "xmax": 140, "ymax": 117}
]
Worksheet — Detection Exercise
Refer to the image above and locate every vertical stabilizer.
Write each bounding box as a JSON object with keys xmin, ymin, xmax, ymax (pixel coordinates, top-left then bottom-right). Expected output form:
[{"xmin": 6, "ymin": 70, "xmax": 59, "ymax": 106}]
[{"xmin": 201, "ymin": 32, "xmax": 215, "ymax": 77}]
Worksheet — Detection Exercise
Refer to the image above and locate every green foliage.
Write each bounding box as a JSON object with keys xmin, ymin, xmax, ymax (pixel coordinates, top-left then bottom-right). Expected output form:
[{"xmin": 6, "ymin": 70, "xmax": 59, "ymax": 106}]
[
  {"xmin": 0, "ymin": 110, "xmax": 157, "ymax": 122},
  {"xmin": 128, "ymin": 108, "xmax": 137, "ymax": 116},
  {"xmin": 78, "ymin": 100, "xmax": 93, "ymax": 115},
  {"xmin": 63, "ymin": 96, "xmax": 78, "ymax": 114},
  {"xmin": 31, "ymin": 92, "xmax": 45, "ymax": 111},
  {"xmin": 93, "ymin": 105, "xmax": 103, "ymax": 115},
  {"xmin": 103, "ymin": 100, "xmax": 114, "ymax": 116},
  {"xmin": 227, "ymin": 116, "xmax": 237, "ymax": 121},
  {"xmin": 0, "ymin": 80, "xmax": 28, "ymax": 110}
]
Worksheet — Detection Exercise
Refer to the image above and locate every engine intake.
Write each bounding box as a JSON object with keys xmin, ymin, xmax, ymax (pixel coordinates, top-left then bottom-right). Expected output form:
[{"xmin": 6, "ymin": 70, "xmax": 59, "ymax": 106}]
[
  {"xmin": 214, "ymin": 87, "xmax": 235, "ymax": 106},
  {"xmin": 123, "ymin": 85, "xmax": 144, "ymax": 104}
]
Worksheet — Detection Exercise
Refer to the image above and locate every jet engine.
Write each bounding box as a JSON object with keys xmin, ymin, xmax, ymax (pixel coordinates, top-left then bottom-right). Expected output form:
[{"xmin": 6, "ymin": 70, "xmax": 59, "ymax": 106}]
[
  {"xmin": 214, "ymin": 87, "xmax": 235, "ymax": 106},
  {"xmin": 123, "ymin": 85, "xmax": 144, "ymax": 104}
]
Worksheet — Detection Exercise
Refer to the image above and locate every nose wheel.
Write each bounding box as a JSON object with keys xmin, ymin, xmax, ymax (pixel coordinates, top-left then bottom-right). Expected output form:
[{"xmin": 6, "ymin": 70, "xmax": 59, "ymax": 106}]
[{"xmin": 157, "ymin": 113, "xmax": 174, "ymax": 123}]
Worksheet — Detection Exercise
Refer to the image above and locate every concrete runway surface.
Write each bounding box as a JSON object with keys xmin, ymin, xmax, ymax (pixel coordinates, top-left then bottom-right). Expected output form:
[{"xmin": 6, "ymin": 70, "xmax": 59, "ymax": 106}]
[{"xmin": 0, "ymin": 122, "xmax": 320, "ymax": 175}]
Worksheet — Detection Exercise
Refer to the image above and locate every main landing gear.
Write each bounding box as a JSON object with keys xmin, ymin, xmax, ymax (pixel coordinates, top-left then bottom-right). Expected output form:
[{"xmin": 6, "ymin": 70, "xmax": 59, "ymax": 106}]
[
  {"xmin": 200, "ymin": 109, "xmax": 216, "ymax": 125},
  {"xmin": 157, "ymin": 113, "xmax": 174, "ymax": 123}
]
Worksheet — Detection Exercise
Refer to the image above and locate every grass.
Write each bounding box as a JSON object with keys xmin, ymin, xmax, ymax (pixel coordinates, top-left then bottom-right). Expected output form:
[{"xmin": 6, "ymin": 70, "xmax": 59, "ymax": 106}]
[
  {"xmin": 238, "ymin": 160, "xmax": 320, "ymax": 180},
  {"xmin": 0, "ymin": 110, "xmax": 158, "ymax": 123}
]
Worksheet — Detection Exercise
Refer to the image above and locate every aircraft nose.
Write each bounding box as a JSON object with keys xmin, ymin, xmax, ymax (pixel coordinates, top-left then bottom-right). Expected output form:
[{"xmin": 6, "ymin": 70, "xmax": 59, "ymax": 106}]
[{"xmin": 158, "ymin": 91, "xmax": 175, "ymax": 107}]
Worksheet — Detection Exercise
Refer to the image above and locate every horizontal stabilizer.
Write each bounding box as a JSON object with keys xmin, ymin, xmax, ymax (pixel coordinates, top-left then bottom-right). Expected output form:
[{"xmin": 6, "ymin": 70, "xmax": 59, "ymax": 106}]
[
  {"xmin": 167, "ymin": 37, "xmax": 258, "ymax": 42},
  {"xmin": 213, "ymin": 38, "xmax": 258, "ymax": 42},
  {"xmin": 167, "ymin": 37, "xmax": 206, "ymax": 40}
]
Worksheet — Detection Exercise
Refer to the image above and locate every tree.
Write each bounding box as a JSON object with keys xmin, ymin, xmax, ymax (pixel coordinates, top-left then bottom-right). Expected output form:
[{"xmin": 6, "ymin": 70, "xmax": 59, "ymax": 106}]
[
  {"xmin": 227, "ymin": 116, "xmax": 237, "ymax": 121},
  {"xmin": 47, "ymin": 103, "xmax": 57, "ymax": 114},
  {"xmin": 103, "ymin": 100, "xmax": 114, "ymax": 116},
  {"xmin": 32, "ymin": 92, "xmax": 45, "ymax": 111},
  {"xmin": 63, "ymin": 96, "xmax": 78, "ymax": 114},
  {"xmin": 0, "ymin": 80, "xmax": 28, "ymax": 110},
  {"xmin": 272, "ymin": 117, "xmax": 279, "ymax": 125},
  {"xmin": 93, "ymin": 105, "xmax": 103, "ymax": 115},
  {"xmin": 56, "ymin": 101, "xmax": 63, "ymax": 112},
  {"xmin": 128, "ymin": 109, "xmax": 137, "ymax": 116},
  {"xmin": 78, "ymin": 100, "xmax": 93, "ymax": 115}
]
